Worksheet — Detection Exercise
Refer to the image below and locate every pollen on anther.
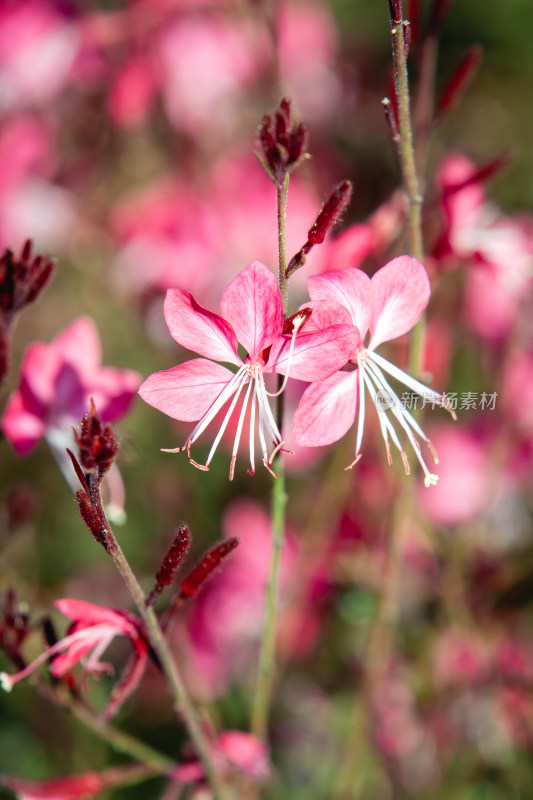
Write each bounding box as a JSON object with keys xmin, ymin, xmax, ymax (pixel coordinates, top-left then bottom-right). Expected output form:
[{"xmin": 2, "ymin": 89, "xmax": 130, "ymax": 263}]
[{"xmin": 190, "ymin": 459, "xmax": 210, "ymax": 472}]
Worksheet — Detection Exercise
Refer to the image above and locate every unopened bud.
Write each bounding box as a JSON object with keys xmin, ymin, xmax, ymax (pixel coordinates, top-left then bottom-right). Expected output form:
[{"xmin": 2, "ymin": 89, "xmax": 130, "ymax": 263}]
[
  {"xmin": 437, "ymin": 46, "xmax": 482, "ymax": 119},
  {"xmin": 75, "ymin": 400, "xmax": 118, "ymax": 477},
  {"xmin": 155, "ymin": 524, "xmax": 192, "ymax": 589},
  {"xmin": 307, "ymin": 181, "xmax": 353, "ymax": 245},
  {"xmin": 180, "ymin": 538, "xmax": 239, "ymax": 600}
]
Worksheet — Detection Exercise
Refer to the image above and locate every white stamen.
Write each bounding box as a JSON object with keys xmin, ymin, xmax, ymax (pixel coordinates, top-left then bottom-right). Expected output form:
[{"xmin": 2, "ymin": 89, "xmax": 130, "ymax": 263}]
[
  {"xmin": 230, "ymin": 379, "xmax": 254, "ymax": 479},
  {"xmin": 258, "ymin": 372, "xmax": 283, "ymax": 444},
  {"xmin": 369, "ymin": 350, "xmax": 443, "ymax": 406},
  {"xmin": 248, "ymin": 382, "xmax": 257, "ymax": 474},
  {"xmin": 205, "ymin": 379, "xmax": 247, "ymax": 468},
  {"xmin": 355, "ymin": 365, "xmax": 366, "ymax": 458},
  {"xmin": 186, "ymin": 365, "xmax": 247, "ymax": 449},
  {"xmin": 266, "ymin": 315, "xmax": 306, "ymax": 398}
]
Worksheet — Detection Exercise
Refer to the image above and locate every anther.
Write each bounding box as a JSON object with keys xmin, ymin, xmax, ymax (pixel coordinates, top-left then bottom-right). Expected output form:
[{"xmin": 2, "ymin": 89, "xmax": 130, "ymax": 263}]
[
  {"xmin": 263, "ymin": 458, "xmax": 278, "ymax": 479},
  {"xmin": 344, "ymin": 454, "xmax": 363, "ymax": 471}
]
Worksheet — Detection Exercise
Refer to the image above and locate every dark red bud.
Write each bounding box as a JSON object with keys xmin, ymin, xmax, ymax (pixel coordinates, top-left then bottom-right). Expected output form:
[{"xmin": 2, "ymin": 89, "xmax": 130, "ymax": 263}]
[
  {"xmin": 402, "ymin": 20, "xmax": 411, "ymax": 56},
  {"xmin": 282, "ymin": 307, "xmax": 312, "ymax": 335},
  {"xmin": 179, "ymin": 538, "xmax": 239, "ymax": 600},
  {"xmin": 155, "ymin": 524, "xmax": 192, "ymax": 588},
  {"xmin": 437, "ymin": 46, "xmax": 482, "ymax": 118},
  {"xmin": 430, "ymin": 0, "xmax": 453, "ymax": 33},
  {"xmin": 74, "ymin": 400, "xmax": 118, "ymax": 477},
  {"xmin": 407, "ymin": 0, "xmax": 421, "ymax": 44},
  {"xmin": 388, "ymin": 0, "xmax": 402, "ymax": 23},
  {"xmin": 76, "ymin": 490, "xmax": 114, "ymax": 553},
  {"xmin": 307, "ymin": 181, "xmax": 353, "ymax": 245},
  {"xmin": 259, "ymin": 113, "xmax": 276, "ymax": 152},
  {"xmin": 288, "ymin": 123, "xmax": 309, "ymax": 166}
]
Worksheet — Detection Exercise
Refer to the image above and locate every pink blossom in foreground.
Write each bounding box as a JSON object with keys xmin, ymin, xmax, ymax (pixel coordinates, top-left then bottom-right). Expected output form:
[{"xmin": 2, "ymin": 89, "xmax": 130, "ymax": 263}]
[
  {"xmin": 139, "ymin": 261, "xmax": 357, "ymax": 479},
  {"xmin": 294, "ymin": 257, "xmax": 455, "ymax": 485},
  {"xmin": 0, "ymin": 599, "xmax": 148, "ymax": 708},
  {"xmin": 1, "ymin": 317, "xmax": 141, "ymax": 519}
]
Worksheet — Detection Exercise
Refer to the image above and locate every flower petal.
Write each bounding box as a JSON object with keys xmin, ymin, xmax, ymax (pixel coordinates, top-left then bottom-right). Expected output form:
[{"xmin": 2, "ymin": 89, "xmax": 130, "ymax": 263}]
[
  {"xmin": 308, "ymin": 268, "xmax": 372, "ymax": 340},
  {"xmin": 1, "ymin": 390, "xmax": 47, "ymax": 455},
  {"xmin": 138, "ymin": 359, "xmax": 234, "ymax": 421},
  {"xmin": 220, "ymin": 261, "xmax": 283, "ymax": 361},
  {"xmin": 164, "ymin": 289, "xmax": 240, "ymax": 364},
  {"xmin": 54, "ymin": 599, "xmax": 138, "ymax": 636},
  {"xmin": 293, "ymin": 370, "xmax": 358, "ymax": 446},
  {"xmin": 268, "ymin": 325, "xmax": 358, "ymax": 382},
  {"xmin": 368, "ymin": 256, "xmax": 430, "ymax": 349}
]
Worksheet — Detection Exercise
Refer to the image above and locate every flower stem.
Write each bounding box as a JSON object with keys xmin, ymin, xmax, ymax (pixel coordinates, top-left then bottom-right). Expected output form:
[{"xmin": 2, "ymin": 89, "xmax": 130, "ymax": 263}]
[
  {"xmin": 251, "ymin": 174, "xmax": 289, "ymax": 741},
  {"xmin": 95, "ymin": 510, "xmax": 231, "ymax": 800},
  {"xmin": 389, "ymin": 6, "xmax": 425, "ymax": 378}
]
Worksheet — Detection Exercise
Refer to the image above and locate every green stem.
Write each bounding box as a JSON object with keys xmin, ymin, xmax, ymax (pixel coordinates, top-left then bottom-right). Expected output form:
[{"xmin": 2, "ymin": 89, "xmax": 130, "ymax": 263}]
[
  {"xmin": 390, "ymin": 12, "xmax": 425, "ymax": 378},
  {"xmin": 98, "ymin": 517, "xmax": 231, "ymax": 800},
  {"xmin": 251, "ymin": 175, "xmax": 289, "ymax": 741},
  {"xmin": 35, "ymin": 679, "xmax": 175, "ymax": 776}
]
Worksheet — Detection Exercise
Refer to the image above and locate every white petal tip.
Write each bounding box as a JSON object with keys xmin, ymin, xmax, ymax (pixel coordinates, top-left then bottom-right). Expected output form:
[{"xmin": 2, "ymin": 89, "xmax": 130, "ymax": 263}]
[
  {"xmin": 424, "ymin": 474, "xmax": 439, "ymax": 487},
  {"xmin": 105, "ymin": 505, "xmax": 127, "ymax": 526},
  {"xmin": 0, "ymin": 673, "xmax": 13, "ymax": 692}
]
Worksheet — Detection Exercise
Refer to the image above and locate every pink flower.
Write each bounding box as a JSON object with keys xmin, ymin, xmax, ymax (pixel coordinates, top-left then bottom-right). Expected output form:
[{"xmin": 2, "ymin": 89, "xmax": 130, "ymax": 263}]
[
  {"xmin": 0, "ymin": 599, "xmax": 148, "ymax": 712},
  {"xmin": 139, "ymin": 261, "xmax": 357, "ymax": 479},
  {"xmin": 293, "ymin": 257, "xmax": 455, "ymax": 485},
  {"xmin": 1, "ymin": 317, "xmax": 140, "ymax": 520},
  {"xmin": 174, "ymin": 731, "xmax": 270, "ymax": 785},
  {"xmin": 2, "ymin": 771, "xmax": 107, "ymax": 800},
  {"xmin": 2, "ymin": 316, "xmax": 140, "ymax": 456}
]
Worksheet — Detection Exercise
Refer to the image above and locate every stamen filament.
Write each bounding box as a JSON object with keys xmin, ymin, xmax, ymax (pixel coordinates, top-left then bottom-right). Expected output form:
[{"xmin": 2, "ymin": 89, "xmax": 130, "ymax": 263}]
[
  {"xmin": 185, "ymin": 366, "xmax": 247, "ymax": 448},
  {"xmin": 248, "ymin": 382, "xmax": 258, "ymax": 474},
  {"xmin": 265, "ymin": 316, "xmax": 305, "ymax": 398},
  {"xmin": 205, "ymin": 379, "xmax": 247, "ymax": 468}
]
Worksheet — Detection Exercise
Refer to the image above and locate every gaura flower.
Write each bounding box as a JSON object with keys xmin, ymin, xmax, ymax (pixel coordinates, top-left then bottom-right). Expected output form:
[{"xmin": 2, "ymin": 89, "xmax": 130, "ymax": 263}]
[
  {"xmin": 293, "ymin": 256, "xmax": 455, "ymax": 486},
  {"xmin": 139, "ymin": 261, "xmax": 357, "ymax": 479},
  {"xmin": 0, "ymin": 599, "xmax": 148, "ymax": 718}
]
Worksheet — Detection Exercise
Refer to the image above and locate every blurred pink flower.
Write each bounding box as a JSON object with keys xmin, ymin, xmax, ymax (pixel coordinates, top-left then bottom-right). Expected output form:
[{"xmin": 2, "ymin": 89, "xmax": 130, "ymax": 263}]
[
  {"xmin": 2, "ymin": 316, "xmax": 140, "ymax": 456},
  {"xmin": 158, "ymin": 15, "xmax": 268, "ymax": 134},
  {"xmin": 107, "ymin": 53, "xmax": 157, "ymax": 129},
  {"xmin": 2, "ymin": 771, "xmax": 107, "ymax": 800},
  {"xmin": 0, "ymin": 1, "xmax": 81, "ymax": 111},
  {"xmin": 174, "ymin": 730, "xmax": 270, "ymax": 785},
  {"xmin": 433, "ymin": 628, "xmax": 492, "ymax": 690},
  {"xmin": 0, "ymin": 115, "xmax": 75, "ymax": 251},
  {"xmin": 139, "ymin": 261, "xmax": 356, "ymax": 479},
  {"xmin": 0, "ymin": 598, "xmax": 148, "ymax": 699},
  {"xmin": 294, "ymin": 257, "xmax": 454, "ymax": 484},
  {"xmin": 1, "ymin": 317, "xmax": 140, "ymax": 520},
  {"xmin": 179, "ymin": 499, "xmax": 297, "ymax": 698},
  {"xmin": 419, "ymin": 426, "xmax": 491, "ymax": 525},
  {"xmin": 437, "ymin": 153, "xmax": 533, "ymax": 342}
]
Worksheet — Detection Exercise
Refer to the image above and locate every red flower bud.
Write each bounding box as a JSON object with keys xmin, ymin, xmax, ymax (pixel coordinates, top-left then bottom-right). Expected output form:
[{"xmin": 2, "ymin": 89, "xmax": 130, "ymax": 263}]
[{"xmin": 179, "ymin": 537, "xmax": 239, "ymax": 600}]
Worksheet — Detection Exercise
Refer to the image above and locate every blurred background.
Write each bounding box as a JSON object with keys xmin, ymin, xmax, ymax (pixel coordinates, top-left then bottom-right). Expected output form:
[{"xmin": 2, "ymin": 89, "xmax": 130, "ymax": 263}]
[{"xmin": 1, "ymin": 0, "xmax": 533, "ymax": 798}]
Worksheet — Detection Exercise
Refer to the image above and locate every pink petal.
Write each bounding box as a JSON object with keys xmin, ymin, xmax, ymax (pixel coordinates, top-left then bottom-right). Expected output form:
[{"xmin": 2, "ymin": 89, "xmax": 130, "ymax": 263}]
[
  {"xmin": 49, "ymin": 634, "xmax": 107, "ymax": 677},
  {"xmin": 3, "ymin": 771, "xmax": 106, "ymax": 799},
  {"xmin": 293, "ymin": 370, "xmax": 358, "ymax": 446},
  {"xmin": 164, "ymin": 289, "xmax": 240, "ymax": 364},
  {"xmin": 268, "ymin": 325, "xmax": 358, "ymax": 382},
  {"xmin": 308, "ymin": 268, "xmax": 372, "ymax": 340},
  {"xmin": 298, "ymin": 299, "xmax": 353, "ymax": 330},
  {"xmin": 220, "ymin": 261, "xmax": 283, "ymax": 361},
  {"xmin": 53, "ymin": 317, "xmax": 102, "ymax": 375},
  {"xmin": 90, "ymin": 367, "xmax": 142, "ymax": 422},
  {"xmin": 17, "ymin": 341, "xmax": 60, "ymax": 411},
  {"xmin": 1, "ymin": 390, "xmax": 47, "ymax": 454},
  {"xmin": 138, "ymin": 359, "xmax": 234, "ymax": 421},
  {"xmin": 54, "ymin": 599, "xmax": 138, "ymax": 637},
  {"xmin": 368, "ymin": 256, "xmax": 430, "ymax": 349}
]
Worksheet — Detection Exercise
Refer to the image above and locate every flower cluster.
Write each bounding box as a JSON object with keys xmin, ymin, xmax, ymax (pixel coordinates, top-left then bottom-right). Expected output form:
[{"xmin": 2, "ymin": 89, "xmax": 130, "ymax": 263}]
[{"xmin": 140, "ymin": 257, "xmax": 453, "ymax": 485}]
